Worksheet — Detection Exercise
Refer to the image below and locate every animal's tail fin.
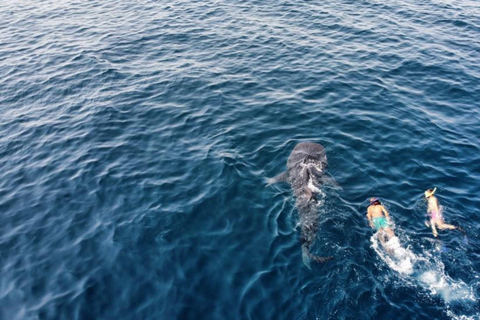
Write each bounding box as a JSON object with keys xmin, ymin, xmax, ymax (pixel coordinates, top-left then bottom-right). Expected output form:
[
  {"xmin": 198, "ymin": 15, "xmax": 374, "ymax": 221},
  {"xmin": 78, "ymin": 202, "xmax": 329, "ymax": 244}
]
[
  {"xmin": 301, "ymin": 244, "xmax": 333, "ymax": 269},
  {"xmin": 311, "ymin": 255, "xmax": 334, "ymax": 263}
]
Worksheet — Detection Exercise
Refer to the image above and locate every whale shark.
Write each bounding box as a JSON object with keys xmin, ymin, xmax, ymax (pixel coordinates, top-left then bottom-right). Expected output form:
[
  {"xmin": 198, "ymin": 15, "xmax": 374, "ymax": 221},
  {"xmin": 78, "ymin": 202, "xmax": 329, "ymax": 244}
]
[{"xmin": 269, "ymin": 142, "xmax": 339, "ymax": 266}]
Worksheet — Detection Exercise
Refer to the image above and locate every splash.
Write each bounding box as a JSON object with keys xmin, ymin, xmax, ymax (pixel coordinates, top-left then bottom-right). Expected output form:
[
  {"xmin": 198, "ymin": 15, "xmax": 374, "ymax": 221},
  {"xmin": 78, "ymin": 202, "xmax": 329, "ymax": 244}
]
[
  {"xmin": 372, "ymin": 234, "xmax": 416, "ymax": 275},
  {"xmin": 417, "ymin": 270, "xmax": 473, "ymax": 303},
  {"xmin": 371, "ymin": 234, "xmax": 475, "ymax": 304}
]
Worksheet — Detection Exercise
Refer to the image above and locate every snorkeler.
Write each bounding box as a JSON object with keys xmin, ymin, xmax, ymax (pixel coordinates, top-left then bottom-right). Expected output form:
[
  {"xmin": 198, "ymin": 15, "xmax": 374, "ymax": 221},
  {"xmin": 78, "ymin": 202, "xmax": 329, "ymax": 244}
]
[
  {"xmin": 367, "ymin": 197, "xmax": 395, "ymax": 245},
  {"xmin": 424, "ymin": 188, "xmax": 457, "ymax": 237}
]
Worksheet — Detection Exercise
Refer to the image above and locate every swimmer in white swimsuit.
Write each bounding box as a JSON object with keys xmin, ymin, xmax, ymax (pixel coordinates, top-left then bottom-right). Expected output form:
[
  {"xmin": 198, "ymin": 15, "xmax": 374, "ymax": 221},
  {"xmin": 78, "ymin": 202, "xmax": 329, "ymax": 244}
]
[{"xmin": 425, "ymin": 188, "xmax": 457, "ymax": 237}]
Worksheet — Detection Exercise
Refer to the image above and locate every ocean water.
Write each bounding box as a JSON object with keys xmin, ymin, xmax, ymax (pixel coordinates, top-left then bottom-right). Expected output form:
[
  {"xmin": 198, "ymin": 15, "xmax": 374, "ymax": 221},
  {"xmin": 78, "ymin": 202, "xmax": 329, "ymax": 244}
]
[{"xmin": 1, "ymin": 0, "xmax": 480, "ymax": 319}]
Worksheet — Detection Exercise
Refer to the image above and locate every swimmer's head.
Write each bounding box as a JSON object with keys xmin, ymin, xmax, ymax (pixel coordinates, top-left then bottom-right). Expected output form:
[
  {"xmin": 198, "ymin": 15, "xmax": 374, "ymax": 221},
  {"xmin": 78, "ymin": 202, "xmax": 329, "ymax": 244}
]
[
  {"xmin": 369, "ymin": 197, "xmax": 381, "ymax": 205},
  {"xmin": 424, "ymin": 187, "xmax": 437, "ymax": 198}
]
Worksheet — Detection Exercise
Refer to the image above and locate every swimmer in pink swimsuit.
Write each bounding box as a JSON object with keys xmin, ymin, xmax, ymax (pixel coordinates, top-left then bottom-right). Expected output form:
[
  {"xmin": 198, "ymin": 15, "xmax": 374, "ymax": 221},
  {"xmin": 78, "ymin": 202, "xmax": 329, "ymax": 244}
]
[{"xmin": 425, "ymin": 188, "xmax": 457, "ymax": 237}]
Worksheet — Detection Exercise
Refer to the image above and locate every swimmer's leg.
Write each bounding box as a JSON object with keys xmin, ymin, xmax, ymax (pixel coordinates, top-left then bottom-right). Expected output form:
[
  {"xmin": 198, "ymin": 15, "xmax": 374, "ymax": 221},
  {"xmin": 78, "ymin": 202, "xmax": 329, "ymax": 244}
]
[
  {"xmin": 384, "ymin": 227, "xmax": 394, "ymax": 241},
  {"xmin": 431, "ymin": 220, "xmax": 438, "ymax": 237},
  {"xmin": 378, "ymin": 230, "xmax": 387, "ymax": 247},
  {"xmin": 379, "ymin": 229, "xmax": 394, "ymax": 254},
  {"xmin": 437, "ymin": 222, "xmax": 457, "ymax": 230}
]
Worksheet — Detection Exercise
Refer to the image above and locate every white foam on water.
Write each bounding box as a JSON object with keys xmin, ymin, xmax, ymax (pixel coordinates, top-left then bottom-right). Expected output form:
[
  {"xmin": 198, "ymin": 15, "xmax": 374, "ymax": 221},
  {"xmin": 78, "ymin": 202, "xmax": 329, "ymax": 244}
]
[
  {"xmin": 371, "ymin": 234, "xmax": 476, "ymax": 305},
  {"xmin": 417, "ymin": 269, "xmax": 475, "ymax": 303},
  {"xmin": 371, "ymin": 235, "xmax": 416, "ymax": 275},
  {"xmin": 446, "ymin": 310, "xmax": 480, "ymax": 320}
]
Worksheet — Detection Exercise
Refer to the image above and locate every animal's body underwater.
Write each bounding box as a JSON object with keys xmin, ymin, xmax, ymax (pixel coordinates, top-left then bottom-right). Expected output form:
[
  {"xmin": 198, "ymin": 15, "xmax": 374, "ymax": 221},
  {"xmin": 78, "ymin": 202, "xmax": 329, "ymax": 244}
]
[{"xmin": 269, "ymin": 142, "xmax": 338, "ymax": 266}]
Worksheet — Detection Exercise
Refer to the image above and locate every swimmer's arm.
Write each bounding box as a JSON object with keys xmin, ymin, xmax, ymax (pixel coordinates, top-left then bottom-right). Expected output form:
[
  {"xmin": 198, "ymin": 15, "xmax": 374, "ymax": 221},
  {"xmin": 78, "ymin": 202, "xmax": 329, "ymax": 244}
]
[
  {"xmin": 431, "ymin": 222, "xmax": 438, "ymax": 237},
  {"xmin": 381, "ymin": 206, "xmax": 391, "ymax": 223},
  {"xmin": 366, "ymin": 210, "xmax": 374, "ymax": 228}
]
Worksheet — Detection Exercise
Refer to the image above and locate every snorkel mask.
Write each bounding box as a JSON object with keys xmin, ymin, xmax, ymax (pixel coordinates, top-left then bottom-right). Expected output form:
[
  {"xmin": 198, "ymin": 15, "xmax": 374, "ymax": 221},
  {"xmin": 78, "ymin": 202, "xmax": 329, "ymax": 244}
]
[{"xmin": 424, "ymin": 187, "xmax": 437, "ymax": 198}]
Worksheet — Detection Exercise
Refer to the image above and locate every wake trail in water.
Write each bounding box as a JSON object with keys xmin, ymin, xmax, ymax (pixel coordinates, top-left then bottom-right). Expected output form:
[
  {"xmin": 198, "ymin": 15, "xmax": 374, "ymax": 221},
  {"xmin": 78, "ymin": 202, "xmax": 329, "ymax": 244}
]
[{"xmin": 371, "ymin": 232, "xmax": 477, "ymax": 318}]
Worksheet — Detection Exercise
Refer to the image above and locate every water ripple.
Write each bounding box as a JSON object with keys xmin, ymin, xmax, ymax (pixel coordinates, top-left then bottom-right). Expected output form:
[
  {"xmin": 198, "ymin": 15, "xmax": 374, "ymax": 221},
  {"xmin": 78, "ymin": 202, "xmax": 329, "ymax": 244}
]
[{"xmin": 1, "ymin": 0, "xmax": 480, "ymax": 319}]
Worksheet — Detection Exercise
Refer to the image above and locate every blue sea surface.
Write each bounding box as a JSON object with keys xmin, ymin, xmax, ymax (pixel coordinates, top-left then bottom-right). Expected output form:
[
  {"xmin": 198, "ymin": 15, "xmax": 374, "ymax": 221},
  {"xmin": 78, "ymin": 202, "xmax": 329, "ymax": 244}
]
[{"xmin": 1, "ymin": 0, "xmax": 480, "ymax": 319}]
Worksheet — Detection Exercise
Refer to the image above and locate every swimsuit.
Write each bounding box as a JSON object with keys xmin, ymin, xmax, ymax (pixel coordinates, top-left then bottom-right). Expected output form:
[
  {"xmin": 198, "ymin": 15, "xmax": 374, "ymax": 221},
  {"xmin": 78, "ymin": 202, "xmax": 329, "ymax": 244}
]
[
  {"xmin": 430, "ymin": 209, "xmax": 442, "ymax": 221},
  {"xmin": 373, "ymin": 217, "xmax": 389, "ymax": 230}
]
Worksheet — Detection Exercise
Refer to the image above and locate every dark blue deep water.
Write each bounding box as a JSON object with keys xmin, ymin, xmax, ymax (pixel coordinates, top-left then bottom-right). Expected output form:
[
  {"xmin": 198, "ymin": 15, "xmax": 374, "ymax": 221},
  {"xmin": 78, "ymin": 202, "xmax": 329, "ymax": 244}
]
[{"xmin": 1, "ymin": 0, "xmax": 480, "ymax": 319}]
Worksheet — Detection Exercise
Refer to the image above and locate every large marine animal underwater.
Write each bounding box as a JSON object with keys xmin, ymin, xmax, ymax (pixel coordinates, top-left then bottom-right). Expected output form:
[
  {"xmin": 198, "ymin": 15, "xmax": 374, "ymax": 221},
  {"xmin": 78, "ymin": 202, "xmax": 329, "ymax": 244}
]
[{"xmin": 269, "ymin": 142, "xmax": 339, "ymax": 266}]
